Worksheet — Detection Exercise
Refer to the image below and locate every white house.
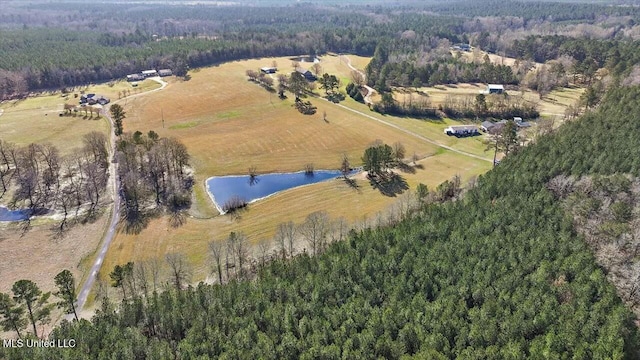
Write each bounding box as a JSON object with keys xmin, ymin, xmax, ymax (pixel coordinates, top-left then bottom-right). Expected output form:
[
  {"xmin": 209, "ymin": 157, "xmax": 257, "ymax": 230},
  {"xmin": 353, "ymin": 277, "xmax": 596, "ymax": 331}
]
[{"xmin": 444, "ymin": 125, "xmax": 479, "ymax": 136}]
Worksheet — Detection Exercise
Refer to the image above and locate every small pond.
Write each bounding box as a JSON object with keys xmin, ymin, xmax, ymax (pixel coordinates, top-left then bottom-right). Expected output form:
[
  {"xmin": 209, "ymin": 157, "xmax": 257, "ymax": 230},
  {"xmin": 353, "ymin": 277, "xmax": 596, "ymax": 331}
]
[
  {"xmin": 206, "ymin": 170, "xmax": 357, "ymax": 213},
  {"xmin": 0, "ymin": 206, "xmax": 31, "ymax": 222}
]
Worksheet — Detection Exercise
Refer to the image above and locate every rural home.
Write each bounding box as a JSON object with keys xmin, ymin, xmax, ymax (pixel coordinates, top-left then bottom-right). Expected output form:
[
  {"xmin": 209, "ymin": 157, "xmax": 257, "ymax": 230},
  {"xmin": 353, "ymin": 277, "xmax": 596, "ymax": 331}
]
[
  {"xmin": 260, "ymin": 67, "xmax": 277, "ymax": 74},
  {"xmin": 158, "ymin": 69, "xmax": 173, "ymax": 77},
  {"xmin": 296, "ymin": 68, "xmax": 316, "ymax": 81},
  {"xmin": 444, "ymin": 125, "xmax": 479, "ymax": 137},
  {"xmin": 452, "ymin": 43, "xmax": 471, "ymax": 52},
  {"xmin": 80, "ymin": 94, "xmax": 110, "ymax": 105},
  {"xmin": 126, "ymin": 74, "xmax": 144, "ymax": 82},
  {"xmin": 487, "ymin": 84, "xmax": 505, "ymax": 94},
  {"xmin": 142, "ymin": 69, "xmax": 158, "ymax": 77}
]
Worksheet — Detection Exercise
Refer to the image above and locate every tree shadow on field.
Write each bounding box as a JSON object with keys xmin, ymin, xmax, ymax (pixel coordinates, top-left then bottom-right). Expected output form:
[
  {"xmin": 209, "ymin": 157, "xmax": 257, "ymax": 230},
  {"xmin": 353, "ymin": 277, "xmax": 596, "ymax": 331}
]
[
  {"xmin": 121, "ymin": 209, "xmax": 159, "ymax": 235},
  {"xmin": 168, "ymin": 211, "xmax": 187, "ymax": 228},
  {"xmin": 369, "ymin": 172, "xmax": 409, "ymax": 197},
  {"xmin": 396, "ymin": 162, "xmax": 416, "ymax": 174},
  {"xmin": 344, "ymin": 177, "xmax": 361, "ymax": 192}
]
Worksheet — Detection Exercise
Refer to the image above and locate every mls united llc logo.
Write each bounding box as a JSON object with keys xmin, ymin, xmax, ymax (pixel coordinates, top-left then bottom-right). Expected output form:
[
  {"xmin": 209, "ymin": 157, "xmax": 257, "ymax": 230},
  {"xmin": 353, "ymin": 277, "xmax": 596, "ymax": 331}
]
[{"xmin": 3, "ymin": 338, "xmax": 76, "ymax": 348}]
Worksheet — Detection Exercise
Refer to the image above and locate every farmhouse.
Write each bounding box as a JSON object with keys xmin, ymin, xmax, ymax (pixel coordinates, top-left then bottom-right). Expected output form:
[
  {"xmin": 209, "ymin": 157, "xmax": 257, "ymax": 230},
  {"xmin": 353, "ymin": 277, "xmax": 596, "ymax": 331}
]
[
  {"xmin": 487, "ymin": 84, "xmax": 505, "ymax": 94},
  {"xmin": 142, "ymin": 69, "xmax": 158, "ymax": 77},
  {"xmin": 260, "ymin": 67, "xmax": 277, "ymax": 74},
  {"xmin": 126, "ymin": 74, "xmax": 144, "ymax": 82},
  {"xmin": 158, "ymin": 69, "xmax": 173, "ymax": 77},
  {"xmin": 80, "ymin": 94, "xmax": 110, "ymax": 105},
  {"xmin": 296, "ymin": 68, "xmax": 316, "ymax": 81},
  {"xmin": 444, "ymin": 125, "xmax": 479, "ymax": 137}
]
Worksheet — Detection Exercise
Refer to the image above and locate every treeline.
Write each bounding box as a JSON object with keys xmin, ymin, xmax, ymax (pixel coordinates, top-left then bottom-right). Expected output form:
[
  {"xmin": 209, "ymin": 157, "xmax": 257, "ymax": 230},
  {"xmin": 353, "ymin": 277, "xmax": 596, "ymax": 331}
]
[
  {"xmin": 0, "ymin": 133, "xmax": 109, "ymax": 232},
  {"xmin": 5, "ymin": 85, "xmax": 640, "ymax": 359},
  {"xmin": 0, "ymin": 271, "xmax": 80, "ymax": 339},
  {"xmin": 0, "ymin": 7, "xmax": 464, "ymax": 98},
  {"xmin": 116, "ymin": 132, "xmax": 192, "ymax": 229},
  {"xmin": 440, "ymin": 93, "xmax": 539, "ymax": 119},
  {"xmin": 366, "ymin": 45, "xmax": 518, "ymax": 91},
  {"xmin": 506, "ymin": 35, "xmax": 640, "ymax": 79},
  {"xmin": 426, "ymin": 0, "xmax": 640, "ymax": 21}
]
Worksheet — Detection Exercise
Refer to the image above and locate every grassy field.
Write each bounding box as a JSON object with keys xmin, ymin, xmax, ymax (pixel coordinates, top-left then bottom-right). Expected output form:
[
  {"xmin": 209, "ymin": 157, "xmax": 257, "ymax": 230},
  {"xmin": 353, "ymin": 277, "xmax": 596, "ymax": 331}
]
[
  {"xmin": 121, "ymin": 56, "xmax": 437, "ymax": 206},
  {"xmin": 0, "ymin": 79, "xmax": 160, "ymax": 153},
  {"xmin": 96, "ymin": 55, "xmax": 494, "ymax": 291},
  {"xmin": 101, "ymin": 149, "xmax": 491, "ymax": 283}
]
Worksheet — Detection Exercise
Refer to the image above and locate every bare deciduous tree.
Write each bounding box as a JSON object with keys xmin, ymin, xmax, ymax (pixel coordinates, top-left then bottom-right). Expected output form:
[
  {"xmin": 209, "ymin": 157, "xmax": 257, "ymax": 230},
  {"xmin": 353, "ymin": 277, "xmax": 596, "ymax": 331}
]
[
  {"xmin": 165, "ymin": 253, "xmax": 192, "ymax": 290},
  {"xmin": 300, "ymin": 211, "xmax": 330, "ymax": 256},
  {"xmin": 208, "ymin": 240, "xmax": 225, "ymax": 284}
]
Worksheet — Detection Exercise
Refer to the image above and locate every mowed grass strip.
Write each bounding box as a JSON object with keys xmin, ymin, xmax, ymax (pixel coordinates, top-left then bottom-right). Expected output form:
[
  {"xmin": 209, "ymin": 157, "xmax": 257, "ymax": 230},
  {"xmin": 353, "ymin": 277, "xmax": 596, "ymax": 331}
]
[{"xmin": 101, "ymin": 150, "xmax": 492, "ymax": 283}]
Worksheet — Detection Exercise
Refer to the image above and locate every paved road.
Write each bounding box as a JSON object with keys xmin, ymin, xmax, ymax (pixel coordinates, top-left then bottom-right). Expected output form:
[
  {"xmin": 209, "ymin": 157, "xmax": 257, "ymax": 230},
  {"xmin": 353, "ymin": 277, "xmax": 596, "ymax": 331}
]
[
  {"xmin": 75, "ymin": 77, "xmax": 168, "ymax": 312},
  {"xmin": 336, "ymin": 56, "xmax": 492, "ymax": 163}
]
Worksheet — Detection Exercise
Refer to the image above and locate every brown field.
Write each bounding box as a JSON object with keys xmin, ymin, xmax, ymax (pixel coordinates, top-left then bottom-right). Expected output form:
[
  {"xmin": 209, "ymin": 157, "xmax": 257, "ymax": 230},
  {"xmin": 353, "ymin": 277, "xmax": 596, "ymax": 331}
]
[
  {"xmin": 101, "ymin": 150, "xmax": 491, "ymax": 285},
  {"xmin": 121, "ymin": 56, "xmax": 437, "ymax": 209},
  {"xmin": 0, "ymin": 213, "xmax": 108, "ymax": 295},
  {"xmin": 94, "ymin": 55, "xmax": 493, "ymax": 298}
]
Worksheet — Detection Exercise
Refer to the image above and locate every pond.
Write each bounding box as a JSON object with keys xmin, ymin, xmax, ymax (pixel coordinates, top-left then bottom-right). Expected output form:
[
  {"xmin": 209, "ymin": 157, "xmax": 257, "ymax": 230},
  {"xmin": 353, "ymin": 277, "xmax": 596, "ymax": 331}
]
[
  {"xmin": 206, "ymin": 170, "xmax": 356, "ymax": 213},
  {"xmin": 0, "ymin": 206, "xmax": 31, "ymax": 222}
]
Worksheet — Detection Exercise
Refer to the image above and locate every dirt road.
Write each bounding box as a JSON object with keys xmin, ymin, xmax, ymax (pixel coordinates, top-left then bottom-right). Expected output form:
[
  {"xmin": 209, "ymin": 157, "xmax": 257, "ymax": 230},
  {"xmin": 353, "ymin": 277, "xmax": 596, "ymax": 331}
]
[{"xmin": 75, "ymin": 77, "xmax": 168, "ymax": 312}]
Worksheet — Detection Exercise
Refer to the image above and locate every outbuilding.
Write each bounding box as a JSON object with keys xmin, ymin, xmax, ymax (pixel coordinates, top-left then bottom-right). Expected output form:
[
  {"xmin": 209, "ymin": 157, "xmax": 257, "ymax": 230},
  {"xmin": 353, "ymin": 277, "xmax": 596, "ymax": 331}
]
[
  {"xmin": 260, "ymin": 67, "xmax": 277, "ymax": 74},
  {"xmin": 158, "ymin": 69, "xmax": 173, "ymax": 77},
  {"xmin": 444, "ymin": 125, "xmax": 480, "ymax": 137},
  {"xmin": 487, "ymin": 84, "xmax": 505, "ymax": 94},
  {"xmin": 142, "ymin": 69, "xmax": 158, "ymax": 77}
]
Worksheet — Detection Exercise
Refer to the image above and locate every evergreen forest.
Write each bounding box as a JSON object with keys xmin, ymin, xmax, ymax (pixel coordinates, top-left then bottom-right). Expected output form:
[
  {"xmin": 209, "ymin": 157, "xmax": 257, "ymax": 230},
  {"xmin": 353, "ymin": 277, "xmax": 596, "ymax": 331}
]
[{"xmin": 3, "ymin": 84, "xmax": 640, "ymax": 359}]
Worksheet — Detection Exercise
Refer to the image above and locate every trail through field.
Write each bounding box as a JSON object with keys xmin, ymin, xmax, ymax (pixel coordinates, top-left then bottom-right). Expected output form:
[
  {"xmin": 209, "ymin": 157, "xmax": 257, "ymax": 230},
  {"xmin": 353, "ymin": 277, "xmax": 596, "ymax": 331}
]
[
  {"xmin": 329, "ymin": 57, "xmax": 492, "ymax": 163},
  {"xmin": 341, "ymin": 55, "xmax": 375, "ymax": 105},
  {"xmin": 328, "ymin": 99, "xmax": 493, "ymax": 163},
  {"xmin": 75, "ymin": 77, "xmax": 168, "ymax": 313}
]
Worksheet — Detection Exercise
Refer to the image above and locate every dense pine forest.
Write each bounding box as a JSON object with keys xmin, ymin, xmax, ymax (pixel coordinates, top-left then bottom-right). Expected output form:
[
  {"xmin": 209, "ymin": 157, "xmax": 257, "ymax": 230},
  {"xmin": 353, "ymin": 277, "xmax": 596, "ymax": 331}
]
[
  {"xmin": 3, "ymin": 0, "xmax": 640, "ymax": 98},
  {"xmin": 3, "ymin": 83, "xmax": 640, "ymax": 358}
]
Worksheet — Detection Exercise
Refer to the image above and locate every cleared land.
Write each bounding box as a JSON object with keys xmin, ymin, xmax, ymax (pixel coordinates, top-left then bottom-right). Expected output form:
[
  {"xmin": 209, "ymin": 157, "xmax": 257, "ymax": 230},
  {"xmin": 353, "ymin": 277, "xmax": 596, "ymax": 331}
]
[
  {"xmin": 97, "ymin": 55, "xmax": 493, "ymax": 294},
  {"xmin": 101, "ymin": 150, "xmax": 491, "ymax": 283}
]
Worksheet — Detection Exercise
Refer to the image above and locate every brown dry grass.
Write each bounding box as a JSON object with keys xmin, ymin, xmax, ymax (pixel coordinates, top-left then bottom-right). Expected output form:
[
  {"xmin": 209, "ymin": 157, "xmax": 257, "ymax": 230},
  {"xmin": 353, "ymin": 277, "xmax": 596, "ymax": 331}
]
[
  {"xmin": 96, "ymin": 55, "xmax": 493, "ymax": 295},
  {"xmin": 0, "ymin": 213, "xmax": 108, "ymax": 294},
  {"xmin": 121, "ymin": 56, "xmax": 437, "ymax": 212},
  {"xmin": 101, "ymin": 150, "xmax": 491, "ymax": 284}
]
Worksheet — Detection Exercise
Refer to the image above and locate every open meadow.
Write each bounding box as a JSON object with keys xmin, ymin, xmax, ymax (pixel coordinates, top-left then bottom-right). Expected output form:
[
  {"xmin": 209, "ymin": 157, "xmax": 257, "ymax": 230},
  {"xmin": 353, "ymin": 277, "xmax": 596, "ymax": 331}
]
[{"xmin": 95, "ymin": 55, "xmax": 494, "ymax": 294}]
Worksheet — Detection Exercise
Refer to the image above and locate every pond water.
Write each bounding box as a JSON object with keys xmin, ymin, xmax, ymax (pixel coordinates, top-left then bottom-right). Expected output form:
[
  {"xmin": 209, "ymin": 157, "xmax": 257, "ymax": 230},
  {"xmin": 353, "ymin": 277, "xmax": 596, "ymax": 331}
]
[
  {"xmin": 0, "ymin": 206, "xmax": 31, "ymax": 222},
  {"xmin": 206, "ymin": 170, "xmax": 356, "ymax": 212}
]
